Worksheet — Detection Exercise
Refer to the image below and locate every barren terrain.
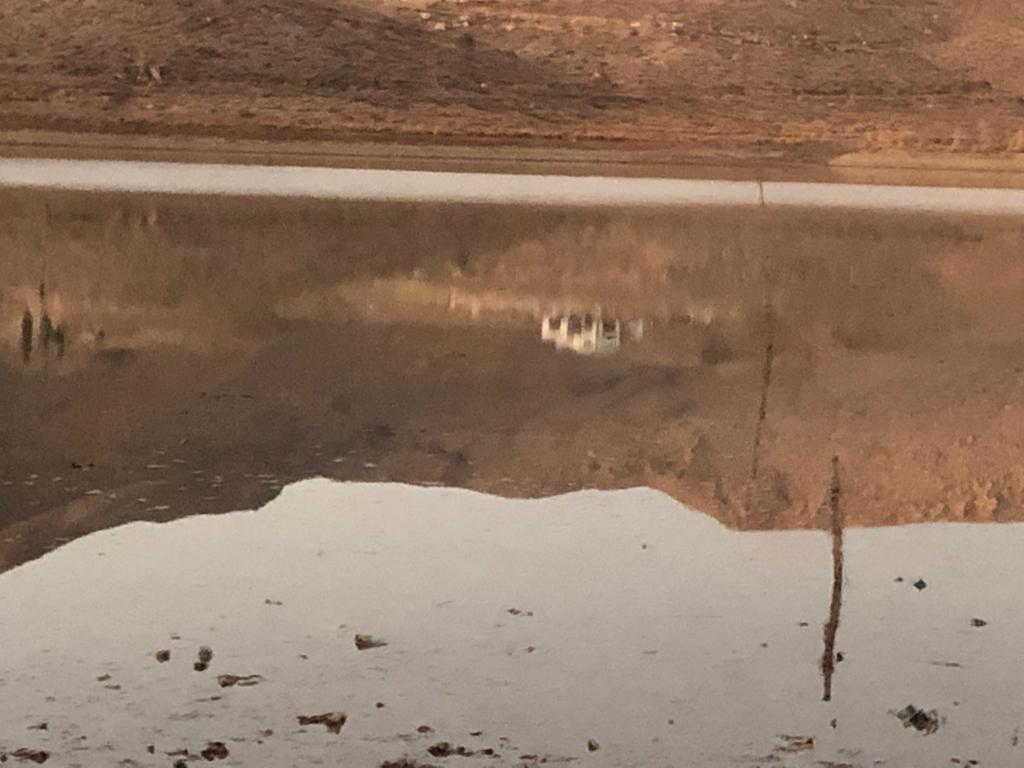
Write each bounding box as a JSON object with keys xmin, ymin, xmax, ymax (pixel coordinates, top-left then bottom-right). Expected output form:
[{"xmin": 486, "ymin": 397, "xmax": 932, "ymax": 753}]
[{"xmin": 2, "ymin": 0, "xmax": 1024, "ymax": 162}]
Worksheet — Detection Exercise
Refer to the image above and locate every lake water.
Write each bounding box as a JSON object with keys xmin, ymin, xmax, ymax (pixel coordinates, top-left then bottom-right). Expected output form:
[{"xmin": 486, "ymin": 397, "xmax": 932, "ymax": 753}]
[{"xmin": 2, "ymin": 187, "xmax": 1024, "ymax": 766}]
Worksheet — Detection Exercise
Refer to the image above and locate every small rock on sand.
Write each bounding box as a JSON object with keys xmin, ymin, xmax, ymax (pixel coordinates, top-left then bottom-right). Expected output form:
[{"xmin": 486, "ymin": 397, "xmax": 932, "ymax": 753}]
[
  {"xmin": 194, "ymin": 645, "xmax": 213, "ymax": 671},
  {"xmin": 10, "ymin": 749, "xmax": 50, "ymax": 763},
  {"xmin": 200, "ymin": 742, "xmax": 229, "ymax": 760},
  {"xmin": 298, "ymin": 712, "xmax": 347, "ymax": 734},
  {"xmin": 355, "ymin": 634, "xmax": 388, "ymax": 650},
  {"xmin": 217, "ymin": 674, "xmax": 263, "ymax": 688},
  {"xmin": 428, "ymin": 742, "xmax": 473, "ymax": 757}
]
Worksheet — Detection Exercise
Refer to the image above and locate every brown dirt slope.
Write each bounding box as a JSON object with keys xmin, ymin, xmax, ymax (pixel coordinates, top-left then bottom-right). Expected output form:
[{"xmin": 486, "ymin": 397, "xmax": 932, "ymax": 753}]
[{"xmin": 1, "ymin": 0, "xmax": 1024, "ymax": 160}]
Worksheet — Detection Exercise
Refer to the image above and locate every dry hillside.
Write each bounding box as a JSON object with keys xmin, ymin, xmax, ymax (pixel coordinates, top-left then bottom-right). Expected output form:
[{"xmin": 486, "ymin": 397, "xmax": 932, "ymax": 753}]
[{"xmin": 1, "ymin": 0, "xmax": 1024, "ymax": 160}]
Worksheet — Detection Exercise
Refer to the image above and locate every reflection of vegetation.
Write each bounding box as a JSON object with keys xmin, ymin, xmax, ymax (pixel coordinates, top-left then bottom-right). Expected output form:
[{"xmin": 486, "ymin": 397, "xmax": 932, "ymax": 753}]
[
  {"xmin": 0, "ymin": 193, "xmax": 992, "ymax": 352},
  {"xmin": 12, "ymin": 271, "xmax": 68, "ymax": 365},
  {"xmin": 54, "ymin": 326, "xmax": 66, "ymax": 359},
  {"xmin": 699, "ymin": 330, "xmax": 735, "ymax": 366},
  {"xmin": 39, "ymin": 314, "xmax": 54, "ymax": 351},
  {"xmin": 20, "ymin": 310, "xmax": 32, "ymax": 363}
]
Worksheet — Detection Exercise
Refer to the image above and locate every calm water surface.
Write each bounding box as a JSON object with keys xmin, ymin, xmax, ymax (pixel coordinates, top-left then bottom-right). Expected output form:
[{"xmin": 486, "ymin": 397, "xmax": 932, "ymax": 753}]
[{"xmin": 2, "ymin": 190, "xmax": 1023, "ymax": 766}]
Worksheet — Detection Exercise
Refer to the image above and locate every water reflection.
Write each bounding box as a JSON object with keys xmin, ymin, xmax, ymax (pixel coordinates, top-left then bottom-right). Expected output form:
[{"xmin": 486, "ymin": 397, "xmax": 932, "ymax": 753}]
[
  {"xmin": 541, "ymin": 314, "xmax": 632, "ymax": 356},
  {"xmin": 19, "ymin": 309, "xmax": 32, "ymax": 363},
  {"xmin": 3, "ymin": 191, "xmax": 1024, "ymax": 570},
  {"xmin": 2, "ymin": 188, "xmax": 1024, "ymax": 767}
]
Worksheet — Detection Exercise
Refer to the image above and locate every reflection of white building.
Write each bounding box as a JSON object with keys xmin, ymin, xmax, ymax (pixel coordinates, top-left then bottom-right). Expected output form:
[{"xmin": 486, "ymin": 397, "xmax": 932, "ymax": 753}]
[{"xmin": 541, "ymin": 313, "xmax": 621, "ymax": 355}]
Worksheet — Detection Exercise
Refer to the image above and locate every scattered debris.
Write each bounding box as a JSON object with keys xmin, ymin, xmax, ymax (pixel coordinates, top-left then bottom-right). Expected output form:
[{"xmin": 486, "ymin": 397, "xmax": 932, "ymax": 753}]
[
  {"xmin": 417, "ymin": 725, "xmax": 434, "ymax": 734},
  {"xmin": 298, "ymin": 712, "xmax": 347, "ymax": 733},
  {"xmin": 173, "ymin": 761, "xmax": 188, "ymax": 768},
  {"xmin": 820, "ymin": 455, "xmax": 844, "ymax": 703},
  {"xmin": 96, "ymin": 674, "xmax": 111, "ymax": 682},
  {"xmin": 200, "ymin": 742, "xmax": 229, "ymax": 761},
  {"xmin": 355, "ymin": 634, "xmax": 388, "ymax": 650},
  {"xmin": 194, "ymin": 646, "xmax": 213, "ymax": 671},
  {"xmin": 913, "ymin": 579, "xmax": 928, "ymax": 591},
  {"xmin": 894, "ymin": 577, "xmax": 904, "ymax": 583},
  {"xmin": 507, "ymin": 608, "xmax": 534, "ymax": 617},
  {"xmin": 264, "ymin": 599, "xmax": 283, "ymax": 606},
  {"xmin": 970, "ymin": 618, "xmax": 988, "ymax": 628},
  {"xmin": 376, "ymin": 702, "xmax": 386, "ymax": 709},
  {"xmin": 27, "ymin": 723, "xmax": 47, "ymax": 731},
  {"xmin": 155, "ymin": 649, "xmax": 171, "ymax": 663},
  {"xmin": 427, "ymin": 742, "xmax": 473, "ymax": 757},
  {"xmin": 146, "ymin": 746, "xmax": 155, "ymax": 754},
  {"xmin": 217, "ymin": 674, "xmax": 263, "ymax": 688},
  {"xmin": 775, "ymin": 735, "xmax": 814, "ymax": 753},
  {"xmin": 895, "ymin": 705, "xmax": 941, "ymax": 735},
  {"xmin": 381, "ymin": 760, "xmax": 439, "ymax": 768},
  {"xmin": 10, "ymin": 749, "xmax": 50, "ymax": 764},
  {"xmin": 469, "ymin": 731, "xmax": 483, "ymax": 737},
  {"xmin": 836, "ymin": 652, "xmax": 845, "ymax": 663},
  {"xmin": 587, "ymin": 739, "xmax": 600, "ymax": 752},
  {"xmin": 830, "ymin": 719, "xmax": 838, "ymax": 729}
]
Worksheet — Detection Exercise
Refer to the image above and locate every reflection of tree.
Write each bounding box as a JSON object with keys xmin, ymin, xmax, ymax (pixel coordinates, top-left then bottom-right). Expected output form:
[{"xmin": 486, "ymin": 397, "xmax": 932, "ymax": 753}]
[
  {"xmin": 20, "ymin": 311, "xmax": 33, "ymax": 363},
  {"xmin": 54, "ymin": 326, "xmax": 66, "ymax": 359},
  {"xmin": 39, "ymin": 314, "xmax": 54, "ymax": 352}
]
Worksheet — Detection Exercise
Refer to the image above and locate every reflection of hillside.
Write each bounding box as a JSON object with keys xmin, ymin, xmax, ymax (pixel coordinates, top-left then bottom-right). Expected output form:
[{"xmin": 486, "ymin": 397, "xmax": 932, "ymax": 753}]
[{"xmin": 4, "ymin": 191, "xmax": 1024, "ymax": 571}]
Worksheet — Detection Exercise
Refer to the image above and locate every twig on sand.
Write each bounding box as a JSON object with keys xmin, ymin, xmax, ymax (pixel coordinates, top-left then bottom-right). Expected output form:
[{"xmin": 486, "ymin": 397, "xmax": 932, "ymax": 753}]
[{"xmin": 821, "ymin": 455, "xmax": 844, "ymax": 702}]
